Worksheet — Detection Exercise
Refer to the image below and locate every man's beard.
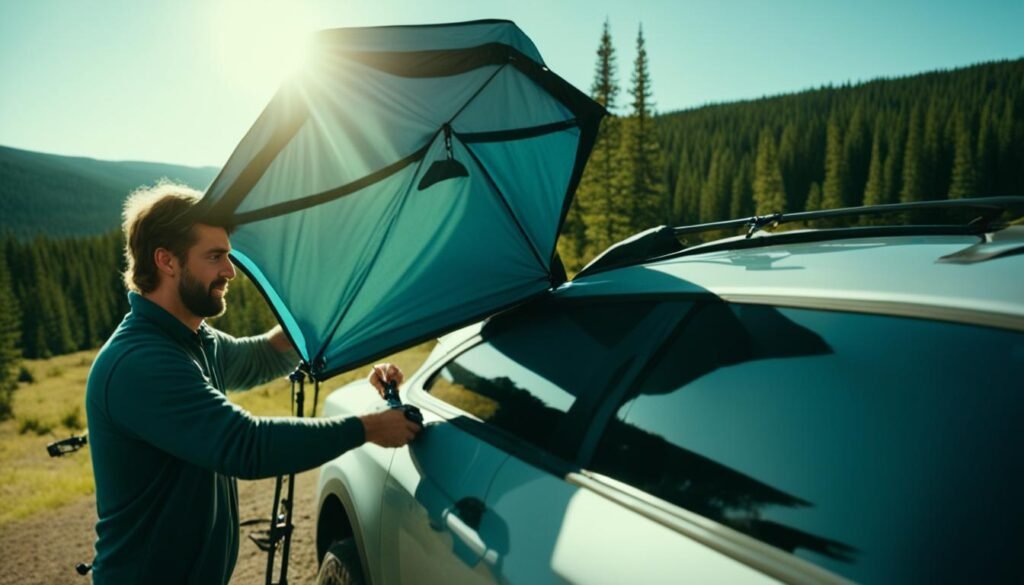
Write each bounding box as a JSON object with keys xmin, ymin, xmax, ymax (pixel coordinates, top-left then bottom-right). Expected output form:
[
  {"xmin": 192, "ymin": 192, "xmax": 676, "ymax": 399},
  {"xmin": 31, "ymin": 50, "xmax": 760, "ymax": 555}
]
[{"xmin": 179, "ymin": 266, "xmax": 228, "ymax": 318}]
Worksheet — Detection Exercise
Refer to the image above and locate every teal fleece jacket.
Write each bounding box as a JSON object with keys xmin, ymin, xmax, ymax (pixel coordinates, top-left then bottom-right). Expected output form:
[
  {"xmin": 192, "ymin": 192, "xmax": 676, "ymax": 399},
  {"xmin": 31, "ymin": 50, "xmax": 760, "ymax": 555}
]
[{"xmin": 86, "ymin": 293, "xmax": 365, "ymax": 584}]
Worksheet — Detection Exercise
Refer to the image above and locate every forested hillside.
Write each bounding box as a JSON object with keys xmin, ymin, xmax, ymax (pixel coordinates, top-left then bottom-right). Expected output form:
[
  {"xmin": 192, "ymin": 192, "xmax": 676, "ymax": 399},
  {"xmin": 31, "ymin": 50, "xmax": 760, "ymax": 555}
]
[
  {"xmin": 1, "ymin": 233, "xmax": 276, "ymax": 361},
  {"xmin": 0, "ymin": 232, "xmax": 276, "ymax": 418},
  {"xmin": 1, "ymin": 49, "xmax": 1022, "ymax": 408},
  {"xmin": 559, "ymin": 50, "xmax": 1024, "ymax": 270},
  {"xmin": 659, "ymin": 58, "xmax": 1024, "ymax": 227},
  {"xmin": 0, "ymin": 146, "xmax": 219, "ymax": 239}
]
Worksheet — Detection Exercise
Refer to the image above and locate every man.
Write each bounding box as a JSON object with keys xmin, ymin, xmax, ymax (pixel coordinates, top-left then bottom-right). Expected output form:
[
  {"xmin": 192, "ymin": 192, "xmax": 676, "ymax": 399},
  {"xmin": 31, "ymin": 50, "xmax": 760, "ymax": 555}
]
[{"xmin": 85, "ymin": 182, "xmax": 421, "ymax": 584}]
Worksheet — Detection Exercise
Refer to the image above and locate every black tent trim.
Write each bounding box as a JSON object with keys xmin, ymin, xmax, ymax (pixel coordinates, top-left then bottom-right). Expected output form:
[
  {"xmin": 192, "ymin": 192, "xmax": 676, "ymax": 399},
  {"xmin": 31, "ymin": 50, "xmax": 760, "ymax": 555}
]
[
  {"xmin": 339, "ymin": 43, "xmax": 602, "ymax": 123},
  {"xmin": 313, "ymin": 282, "xmax": 554, "ymax": 380},
  {"xmin": 228, "ymin": 119, "xmax": 585, "ymax": 226},
  {"xmin": 316, "ymin": 19, "xmax": 518, "ymax": 33},
  {"xmin": 229, "ymin": 139, "xmax": 435, "ymax": 225},
  {"xmin": 309, "ymin": 152, "xmax": 433, "ymax": 369},
  {"xmin": 338, "ymin": 44, "xmax": 511, "ymax": 78},
  {"xmin": 201, "ymin": 93, "xmax": 310, "ymax": 227},
  {"xmin": 228, "ymin": 254, "xmax": 310, "ymax": 366},
  {"xmin": 457, "ymin": 119, "xmax": 579, "ymax": 143},
  {"xmin": 201, "ymin": 41, "xmax": 604, "ymax": 226}
]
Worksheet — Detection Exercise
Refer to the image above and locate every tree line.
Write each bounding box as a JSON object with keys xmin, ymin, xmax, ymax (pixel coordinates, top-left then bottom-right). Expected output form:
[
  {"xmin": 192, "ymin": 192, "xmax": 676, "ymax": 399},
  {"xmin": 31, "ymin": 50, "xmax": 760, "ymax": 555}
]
[
  {"xmin": 0, "ymin": 232, "xmax": 276, "ymax": 419},
  {"xmin": 1, "ymin": 36, "xmax": 1022, "ymax": 411},
  {"xmin": 559, "ymin": 22, "xmax": 1023, "ymax": 270}
]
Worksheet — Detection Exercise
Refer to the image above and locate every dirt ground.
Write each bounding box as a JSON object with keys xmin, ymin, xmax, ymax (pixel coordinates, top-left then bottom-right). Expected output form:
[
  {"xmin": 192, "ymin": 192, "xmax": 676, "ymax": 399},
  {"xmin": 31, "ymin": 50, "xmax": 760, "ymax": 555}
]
[{"xmin": 0, "ymin": 470, "xmax": 323, "ymax": 585}]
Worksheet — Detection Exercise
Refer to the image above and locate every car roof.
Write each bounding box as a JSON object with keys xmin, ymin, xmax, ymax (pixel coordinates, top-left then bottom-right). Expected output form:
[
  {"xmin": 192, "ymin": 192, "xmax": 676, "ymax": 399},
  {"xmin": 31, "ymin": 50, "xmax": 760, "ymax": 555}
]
[{"xmin": 558, "ymin": 231, "xmax": 1024, "ymax": 332}]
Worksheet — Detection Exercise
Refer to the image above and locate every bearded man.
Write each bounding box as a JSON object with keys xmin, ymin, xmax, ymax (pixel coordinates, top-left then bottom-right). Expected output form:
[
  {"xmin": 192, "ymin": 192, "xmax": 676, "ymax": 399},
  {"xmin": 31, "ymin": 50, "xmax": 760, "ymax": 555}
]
[{"xmin": 85, "ymin": 183, "xmax": 420, "ymax": 584}]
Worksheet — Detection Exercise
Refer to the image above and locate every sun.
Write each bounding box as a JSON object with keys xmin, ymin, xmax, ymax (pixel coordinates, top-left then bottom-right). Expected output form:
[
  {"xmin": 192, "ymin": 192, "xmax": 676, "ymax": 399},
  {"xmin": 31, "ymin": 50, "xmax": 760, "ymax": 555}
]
[{"xmin": 210, "ymin": 0, "xmax": 315, "ymax": 97}]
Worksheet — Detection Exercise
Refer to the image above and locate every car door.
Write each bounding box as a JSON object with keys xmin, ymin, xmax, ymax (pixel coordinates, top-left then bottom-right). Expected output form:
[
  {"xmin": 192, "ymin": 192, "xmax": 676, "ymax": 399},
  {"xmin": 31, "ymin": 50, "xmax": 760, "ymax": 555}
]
[
  {"xmin": 384, "ymin": 296, "xmax": 689, "ymax": 584},
  {"xmin": 378, "ymin": 337, "xmax": 510, "ymax": 585}
]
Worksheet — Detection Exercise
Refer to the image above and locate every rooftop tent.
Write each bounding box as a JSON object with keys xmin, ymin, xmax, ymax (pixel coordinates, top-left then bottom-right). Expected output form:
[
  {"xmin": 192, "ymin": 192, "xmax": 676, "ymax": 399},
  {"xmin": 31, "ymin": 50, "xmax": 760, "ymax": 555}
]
[{"xmin": 197, "ymin": 20, "xmax": 606, "ymax": 380}]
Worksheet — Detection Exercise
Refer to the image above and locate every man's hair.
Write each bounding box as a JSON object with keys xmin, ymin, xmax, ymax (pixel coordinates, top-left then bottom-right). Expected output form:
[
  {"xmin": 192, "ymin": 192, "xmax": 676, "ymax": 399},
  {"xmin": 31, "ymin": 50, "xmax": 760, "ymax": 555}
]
[{"xmin": 121, "ymin": 182, "xmax": 202, "ymax": 293}]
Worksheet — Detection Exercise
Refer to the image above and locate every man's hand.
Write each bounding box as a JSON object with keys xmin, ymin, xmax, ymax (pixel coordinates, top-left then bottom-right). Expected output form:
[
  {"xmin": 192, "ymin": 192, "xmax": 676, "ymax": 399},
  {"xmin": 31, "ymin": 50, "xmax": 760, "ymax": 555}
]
[
  {"xmin": 368, "ymin": 363, "xmax": 405, "ymax": 399},
  {"xmin": 359, "ymin": 409, "xmax": 421, "ymax": 447}
]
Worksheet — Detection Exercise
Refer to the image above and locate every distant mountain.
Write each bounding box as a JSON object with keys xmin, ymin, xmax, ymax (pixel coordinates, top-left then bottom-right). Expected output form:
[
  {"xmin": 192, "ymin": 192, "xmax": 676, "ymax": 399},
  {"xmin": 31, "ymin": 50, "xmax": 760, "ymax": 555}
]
[{"xmin": 0, "ymin": 146, "xmax": 220, "ymax": 239}]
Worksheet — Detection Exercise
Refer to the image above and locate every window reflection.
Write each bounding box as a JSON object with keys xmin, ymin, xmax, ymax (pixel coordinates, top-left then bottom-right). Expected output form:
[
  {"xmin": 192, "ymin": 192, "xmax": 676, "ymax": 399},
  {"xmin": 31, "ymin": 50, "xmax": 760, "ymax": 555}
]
[
  {"xmin": 592, "ymin": 304, "xmax": 1024, "ymax": 583},
  {"xmin": 426, "ymin": 299, "xmax": 688, "ymax": 461}
]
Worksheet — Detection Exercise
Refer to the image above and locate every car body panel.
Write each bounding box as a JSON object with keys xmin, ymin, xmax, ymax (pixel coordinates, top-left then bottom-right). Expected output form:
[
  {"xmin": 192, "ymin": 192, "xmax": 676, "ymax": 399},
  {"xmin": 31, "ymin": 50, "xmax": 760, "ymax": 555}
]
[
  {"xmin": 558, "ymin": 235, "xmax": 1024, "ymax": 330},
  {"xmin": 319, "ymin": 380, "xmax": 398, "ymax": 585},
  {"xmin": 381, "ymin": 422, "xmax": 510, "ymax": 584}
]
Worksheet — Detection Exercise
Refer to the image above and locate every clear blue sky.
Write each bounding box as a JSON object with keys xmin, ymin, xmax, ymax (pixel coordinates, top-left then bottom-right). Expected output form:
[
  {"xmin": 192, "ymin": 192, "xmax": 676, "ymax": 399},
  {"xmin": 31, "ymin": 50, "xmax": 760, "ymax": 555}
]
[{"xmin": 1, "ymin": 0, "xmax": 1021, "ymax": 168}]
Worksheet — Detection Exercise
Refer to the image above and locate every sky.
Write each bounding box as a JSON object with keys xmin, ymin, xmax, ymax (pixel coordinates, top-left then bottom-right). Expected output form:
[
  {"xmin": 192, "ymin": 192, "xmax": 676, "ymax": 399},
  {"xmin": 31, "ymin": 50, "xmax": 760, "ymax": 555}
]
[{"xmin": 1, "ymin": 0, "xmax": 1021, "ymax": 168}]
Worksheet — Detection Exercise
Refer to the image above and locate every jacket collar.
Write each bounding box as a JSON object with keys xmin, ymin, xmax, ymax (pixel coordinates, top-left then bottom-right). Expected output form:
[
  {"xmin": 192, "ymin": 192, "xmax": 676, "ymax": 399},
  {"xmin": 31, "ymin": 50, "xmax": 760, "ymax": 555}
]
[{"xmin": 128, "ymin": 291, "xmax": 209, "ymax": 347}]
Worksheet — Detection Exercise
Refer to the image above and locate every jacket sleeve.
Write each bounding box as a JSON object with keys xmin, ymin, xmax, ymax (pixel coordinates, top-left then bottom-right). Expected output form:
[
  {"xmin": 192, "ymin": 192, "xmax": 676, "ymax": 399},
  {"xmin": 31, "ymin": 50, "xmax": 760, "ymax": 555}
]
[
  {"xmin": 105, "ymin": 345, "xmax": 365, "ymax": 479},
  {"xmin": 210, "ymin": 327, "xmax": 299, "ymax": 391}
]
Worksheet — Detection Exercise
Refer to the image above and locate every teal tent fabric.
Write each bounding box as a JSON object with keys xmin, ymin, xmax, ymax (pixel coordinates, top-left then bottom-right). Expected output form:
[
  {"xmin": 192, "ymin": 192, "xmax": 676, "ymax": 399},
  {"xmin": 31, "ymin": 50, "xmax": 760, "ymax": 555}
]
[{"xmin": 197, "ymin": 20, "xmax": 605, "ymax": 379}]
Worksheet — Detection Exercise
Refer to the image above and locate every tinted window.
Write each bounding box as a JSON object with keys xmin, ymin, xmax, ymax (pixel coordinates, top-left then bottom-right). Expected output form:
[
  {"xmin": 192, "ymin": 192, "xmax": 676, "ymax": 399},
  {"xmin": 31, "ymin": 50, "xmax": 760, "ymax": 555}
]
[
  {"xmin": 426, "ymin": 299, "xmax": 690, "ymax": 460},
  {"xmin": 591, "ymin": 303, "xmax": 1024, "ymax": 583}
]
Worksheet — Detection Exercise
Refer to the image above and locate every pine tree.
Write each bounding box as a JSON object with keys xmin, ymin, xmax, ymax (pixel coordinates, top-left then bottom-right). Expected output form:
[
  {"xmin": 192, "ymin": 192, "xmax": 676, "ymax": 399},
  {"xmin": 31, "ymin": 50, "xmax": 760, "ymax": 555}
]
[
  {"xmin": 821, "ymin": 112, "xmax": 848, "ymax": 210},
  {"xmin": 901, "ymin": 103, "xmax": 927, "ymax": 203},
  {"xmin": 0, "ymin": 255, "xmax": 20, "ymax": 420},
  {"xmin": 19, "ymin": 241, "xmax": 76, "ymax": 357},
  {"xmin": 843, "ymin": 104, "xmax": 870, "ymax": 205},
  {"xmin": 672, "ymin": 156, "xmax": 703, "ymax": 225},
  {"xmin": 556, "ymin": 203, "xmax": 588, "ymax": 273},
  {"xmin": 805, "ymin": 182, "xmax": 823, "ymax": 211},
  {"xmin": 618, "ymin": 24, "xmax": 665, "ymax": 233},
  {"xmin": 922, "ymin": 98, "xmax": 944, "ymax": 198},
  {"xmin": 948, "ymin": 109, "xmax": 977, "ymax": 198},
  {"xmin": 777, "ymin": 123, "xmax": 802, "ymax": 211},
  {"xmin": 753, "ymin": 129, "xmax": 786, "ymax": 214},
  {"xmin": 578, "ymin": 19, "xmax": 627, "ymax": 258},
  {"xmin": 975, "ymin": 96, "xmax": 998, "ymax": 195},
  {"xmin": 882, "ymin": 111, "xmax": 906, "ymax": 203},
  {"xmin": 863, "ymin": 115, "xmax": 886, "ymax": 206},
  {"xmin": 700, "ymin": 150, "xmax": 734, "ymax": 222},
  {"xmin": 730, "ymin": 157, "xmax": 753, "ymax": 218},
  {"xmin": 996, "ymin": 95, "xmax": 1017, "ymax": 195}
]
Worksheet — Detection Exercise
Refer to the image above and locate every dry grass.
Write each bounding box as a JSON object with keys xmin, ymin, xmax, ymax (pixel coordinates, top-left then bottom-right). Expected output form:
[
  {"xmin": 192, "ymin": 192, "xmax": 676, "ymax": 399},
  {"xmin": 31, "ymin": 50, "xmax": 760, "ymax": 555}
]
[{"xmin": 0, "ymin": 341, "xmax": 435, "ymax": 526}]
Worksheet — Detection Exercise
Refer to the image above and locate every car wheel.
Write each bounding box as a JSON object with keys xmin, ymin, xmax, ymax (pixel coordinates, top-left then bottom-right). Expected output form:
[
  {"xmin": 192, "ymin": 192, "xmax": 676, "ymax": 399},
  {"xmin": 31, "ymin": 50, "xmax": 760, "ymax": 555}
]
[{"xmin": 316, "ymin": 538, "xmax": 365, "ymax": 585}]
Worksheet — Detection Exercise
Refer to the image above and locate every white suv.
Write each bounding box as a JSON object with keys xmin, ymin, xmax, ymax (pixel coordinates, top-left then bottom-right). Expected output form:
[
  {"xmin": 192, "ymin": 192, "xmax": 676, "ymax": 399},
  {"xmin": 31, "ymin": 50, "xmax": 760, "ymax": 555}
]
[{"xmin": 314, "ymin": 200, "xmax": 1024, "ymax": 584}]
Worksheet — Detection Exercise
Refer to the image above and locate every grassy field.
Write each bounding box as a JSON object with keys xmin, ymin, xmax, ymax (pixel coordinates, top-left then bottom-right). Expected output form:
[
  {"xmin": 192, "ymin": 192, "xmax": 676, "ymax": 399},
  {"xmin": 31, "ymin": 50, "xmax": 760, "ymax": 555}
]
[{"xmin": 0, "ymin": 341, "xmax": 435, "ymax": 526}]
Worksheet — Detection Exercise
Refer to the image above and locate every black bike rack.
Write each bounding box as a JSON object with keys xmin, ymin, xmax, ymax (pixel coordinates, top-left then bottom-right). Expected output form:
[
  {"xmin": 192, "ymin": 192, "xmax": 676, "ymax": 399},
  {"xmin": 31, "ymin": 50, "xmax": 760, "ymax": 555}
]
[{"xmin": 248, "ymin": 362, "xmax": 323, "ymax": 585}]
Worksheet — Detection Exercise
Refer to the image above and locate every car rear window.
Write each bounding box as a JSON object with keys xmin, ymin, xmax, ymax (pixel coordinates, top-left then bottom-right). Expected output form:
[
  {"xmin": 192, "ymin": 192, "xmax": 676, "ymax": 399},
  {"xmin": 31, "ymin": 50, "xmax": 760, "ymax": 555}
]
[{"xmin": 591, "ymin": 303, "xmax": 1024, "ymax": 583}]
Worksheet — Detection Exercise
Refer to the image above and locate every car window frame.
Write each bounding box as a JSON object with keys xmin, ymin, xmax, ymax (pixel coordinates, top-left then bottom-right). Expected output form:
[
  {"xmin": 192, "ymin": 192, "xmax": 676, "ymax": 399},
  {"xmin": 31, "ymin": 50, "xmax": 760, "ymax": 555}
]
[{"xmin": 408, "ymin": 295, "xmax": 694, "ymax": 477}]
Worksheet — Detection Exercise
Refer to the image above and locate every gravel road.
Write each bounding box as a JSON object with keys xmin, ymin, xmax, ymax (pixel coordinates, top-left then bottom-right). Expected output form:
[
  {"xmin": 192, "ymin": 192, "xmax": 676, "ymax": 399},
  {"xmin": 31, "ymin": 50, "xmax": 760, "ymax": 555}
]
[{"xmin": 0, "ymin": 470, "xmax": 322, "ymax": 585}]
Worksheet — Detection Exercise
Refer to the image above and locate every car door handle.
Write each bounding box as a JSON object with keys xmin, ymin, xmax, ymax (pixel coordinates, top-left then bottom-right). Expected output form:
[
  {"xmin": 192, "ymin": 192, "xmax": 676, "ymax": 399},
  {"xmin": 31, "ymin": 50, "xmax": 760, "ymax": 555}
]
[{"xmin": 443, "ymin": 498, "xmax": 499, "ymax": 567}]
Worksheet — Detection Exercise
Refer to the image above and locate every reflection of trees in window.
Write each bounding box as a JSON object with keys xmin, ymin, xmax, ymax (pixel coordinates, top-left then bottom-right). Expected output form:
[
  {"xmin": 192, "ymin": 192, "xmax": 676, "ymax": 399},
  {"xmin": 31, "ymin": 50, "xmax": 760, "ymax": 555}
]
[
  {"xmin": 594, "ymin": 420, "xmax": 856, "ymax": 562},
  {"xmin": 642, "ymin": 302, "xmax": 833, "ymax": 394},
  {"xmin": 429, "ymin": 361, "xmax": 573, "ymax": 459},
  {"xmin": 428, "ymin": 375, "xmax": 499, "ymax": 420},
  {"xmin": 592, "ymin": 302, "xmax": 855, "ymax": 562}
]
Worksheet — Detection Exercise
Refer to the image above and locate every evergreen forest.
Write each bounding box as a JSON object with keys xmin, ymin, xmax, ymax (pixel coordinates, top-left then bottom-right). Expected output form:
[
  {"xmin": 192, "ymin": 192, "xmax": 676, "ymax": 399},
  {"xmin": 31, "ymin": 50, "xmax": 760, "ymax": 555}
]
[
  {"xmin": 559, "ymin": 22, "xmax": 1023, "ymax": 270},
  {"xmin": 1, "ymin": 23, "xmax": 1022, "ymax": 417}
]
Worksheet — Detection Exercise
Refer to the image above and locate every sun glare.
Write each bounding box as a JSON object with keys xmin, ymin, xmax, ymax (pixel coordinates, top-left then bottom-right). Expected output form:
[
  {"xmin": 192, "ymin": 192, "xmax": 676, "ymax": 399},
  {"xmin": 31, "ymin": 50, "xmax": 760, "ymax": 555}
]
[{"xmin": 211, "ymin": 1, "xmax": 315, "ymax": 97}]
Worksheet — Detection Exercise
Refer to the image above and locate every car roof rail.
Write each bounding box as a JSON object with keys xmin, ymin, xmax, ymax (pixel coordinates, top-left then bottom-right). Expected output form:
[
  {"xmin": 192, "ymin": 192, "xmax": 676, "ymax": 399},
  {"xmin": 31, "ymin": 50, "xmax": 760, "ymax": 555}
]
[
  {"xmin": 674, "ymin": 196, "xmax": 1024, "ymax": 239},
  {"xmin": 575, "ymin": 196, "xmax": 1024, "ymax": 279}
]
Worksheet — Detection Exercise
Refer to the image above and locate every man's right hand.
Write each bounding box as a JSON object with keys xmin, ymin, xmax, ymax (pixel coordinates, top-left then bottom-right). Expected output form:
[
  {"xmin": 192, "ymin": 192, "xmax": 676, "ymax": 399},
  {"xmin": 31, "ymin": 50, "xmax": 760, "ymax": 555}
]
[{"xmin": 359, "ymin": 409, "xmax": 421, "ymax": 448}]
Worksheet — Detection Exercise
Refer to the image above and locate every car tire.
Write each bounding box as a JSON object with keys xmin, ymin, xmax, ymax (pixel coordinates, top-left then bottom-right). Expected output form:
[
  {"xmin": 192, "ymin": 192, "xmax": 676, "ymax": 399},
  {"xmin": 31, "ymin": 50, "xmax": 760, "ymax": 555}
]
[{"xmin": 316, "ymin": 538, "xmax": 365, "ymax": 585}]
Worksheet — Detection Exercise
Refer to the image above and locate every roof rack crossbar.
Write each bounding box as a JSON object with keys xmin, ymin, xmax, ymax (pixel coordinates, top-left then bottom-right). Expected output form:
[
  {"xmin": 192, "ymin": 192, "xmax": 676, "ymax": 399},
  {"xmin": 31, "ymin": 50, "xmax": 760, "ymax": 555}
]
[{"xmin": 672, "ymin": 196, "xmax": 1024, "ymax": 238}]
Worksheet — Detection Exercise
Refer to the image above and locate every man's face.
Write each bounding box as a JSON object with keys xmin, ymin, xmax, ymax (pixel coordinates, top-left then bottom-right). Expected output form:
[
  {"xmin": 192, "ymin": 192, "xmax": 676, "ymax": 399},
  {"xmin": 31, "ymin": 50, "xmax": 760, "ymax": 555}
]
[{"xmin": 178, "ymin": 224, "xmax": 236, "ymax": 319}]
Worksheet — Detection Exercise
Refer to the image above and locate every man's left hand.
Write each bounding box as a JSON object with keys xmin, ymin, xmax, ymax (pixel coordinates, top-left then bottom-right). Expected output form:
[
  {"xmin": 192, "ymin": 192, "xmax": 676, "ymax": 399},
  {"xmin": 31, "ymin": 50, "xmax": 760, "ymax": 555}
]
[{"xmin": 368, "ymin": 363, "xmax": 405, "ymax": 399}]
